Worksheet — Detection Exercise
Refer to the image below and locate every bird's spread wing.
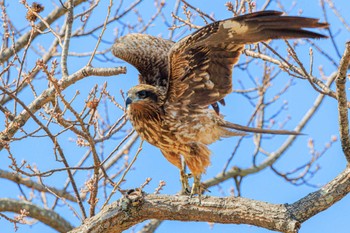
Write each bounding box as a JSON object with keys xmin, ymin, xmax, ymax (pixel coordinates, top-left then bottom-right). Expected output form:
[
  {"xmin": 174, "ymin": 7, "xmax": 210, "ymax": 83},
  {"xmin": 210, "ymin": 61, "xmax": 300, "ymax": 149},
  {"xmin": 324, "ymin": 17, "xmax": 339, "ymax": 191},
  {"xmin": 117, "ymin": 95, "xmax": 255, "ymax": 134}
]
[
  {"xmin": 112, "ymin": 34, "xmax": 174, "ymax": 89},
  {"xmin": 166, "ymin": 11, "xmax": 328, "ymax": 108}
]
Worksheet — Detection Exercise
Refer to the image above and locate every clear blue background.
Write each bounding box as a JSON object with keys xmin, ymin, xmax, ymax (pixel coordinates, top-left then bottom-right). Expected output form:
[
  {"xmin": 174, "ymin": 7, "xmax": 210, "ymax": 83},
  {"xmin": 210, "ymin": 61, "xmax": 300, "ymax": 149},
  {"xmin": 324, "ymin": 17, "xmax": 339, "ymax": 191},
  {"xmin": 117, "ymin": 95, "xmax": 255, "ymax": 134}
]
[{"xmin": 0, "ymin": 0, "xmax": 349, "ymax": 232}]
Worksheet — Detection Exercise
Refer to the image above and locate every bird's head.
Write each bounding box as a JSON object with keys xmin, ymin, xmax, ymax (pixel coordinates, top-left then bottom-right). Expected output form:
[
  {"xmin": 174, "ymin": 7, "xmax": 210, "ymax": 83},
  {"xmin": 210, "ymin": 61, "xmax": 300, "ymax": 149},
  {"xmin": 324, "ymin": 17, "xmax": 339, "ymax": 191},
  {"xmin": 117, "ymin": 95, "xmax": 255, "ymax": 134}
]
[{"xmin": 125, "ymin": 84, "xmax": 165, "ymax": 111}]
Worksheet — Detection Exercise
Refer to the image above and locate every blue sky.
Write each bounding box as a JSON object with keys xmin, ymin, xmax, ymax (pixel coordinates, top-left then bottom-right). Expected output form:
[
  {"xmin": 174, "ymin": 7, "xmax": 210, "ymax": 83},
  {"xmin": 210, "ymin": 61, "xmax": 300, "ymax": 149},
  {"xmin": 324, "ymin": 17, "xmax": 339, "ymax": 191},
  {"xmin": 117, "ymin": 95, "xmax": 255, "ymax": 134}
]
[{"xmin": 1, "ymin": 0, "xmax": 349, "ymax": 232}]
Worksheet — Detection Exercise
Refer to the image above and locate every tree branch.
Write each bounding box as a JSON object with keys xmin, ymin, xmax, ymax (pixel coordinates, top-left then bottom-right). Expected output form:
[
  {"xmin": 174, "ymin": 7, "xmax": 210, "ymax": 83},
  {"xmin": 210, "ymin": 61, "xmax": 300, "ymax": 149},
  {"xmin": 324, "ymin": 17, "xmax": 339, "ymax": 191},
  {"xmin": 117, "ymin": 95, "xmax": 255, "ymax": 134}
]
[
  {"xmin": 69, "ymin": 193, "xmax": 299, "ymax": 233},
  {"xmin": 244, "ymin": 49, "xmax": 338, "ymax": 99},
  {"xmin": 205, "ymin": 73, "xmax": 335, "ymax": 187},
  {"xmin": 61, "ymin": 0, "xmax": 75, "ymax": 77},
  {"xmin": 0, "ymin": 198, "xmax": 74, "ymax": 233},
  {"xmin": 0, "ymin": 0, "xmax": 86, "ymax": 65},
  {"xmin": 0, "ymin": 169, "xmax": 76, "ymax": 202},
  {"xmin": 68, "ymin": 166, "xmax": 350, "ymax": 233},
  {"xmin": 0, "ymin": 66, "xmax": 126, "ymax": 150},
  {"xmin": 289, "ymin": 166, "xmax": 350, "ymax": 222},
  {"xmin": 335, "ymin": 41, "xmax": 350, "ymax": 162},
  {"xmin": 137, "ymin": 219, "xmax": 162, "ymax": 233}
]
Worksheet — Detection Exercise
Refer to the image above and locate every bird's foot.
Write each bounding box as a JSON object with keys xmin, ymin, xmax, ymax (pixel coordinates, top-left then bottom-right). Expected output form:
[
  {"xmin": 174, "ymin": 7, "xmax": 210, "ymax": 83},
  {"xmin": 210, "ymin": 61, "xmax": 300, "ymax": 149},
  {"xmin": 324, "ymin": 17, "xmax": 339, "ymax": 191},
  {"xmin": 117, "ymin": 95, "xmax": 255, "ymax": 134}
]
[
  {"xmin": 190, "ymin": 175, "xmax": 202, "ymax": 198},
  {"xmin": 180, "ymin": 171, "xmax": 191, "ymax": 195}
]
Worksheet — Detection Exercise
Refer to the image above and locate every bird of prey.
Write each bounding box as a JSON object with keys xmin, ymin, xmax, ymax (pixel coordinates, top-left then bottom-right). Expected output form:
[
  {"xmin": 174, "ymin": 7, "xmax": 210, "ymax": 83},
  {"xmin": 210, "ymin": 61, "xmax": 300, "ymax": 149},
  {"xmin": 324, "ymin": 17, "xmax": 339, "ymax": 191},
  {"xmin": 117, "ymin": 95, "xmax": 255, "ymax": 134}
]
[{"xmin": 112, "ymin": 11, "xmax": 328, "ymax": 195}]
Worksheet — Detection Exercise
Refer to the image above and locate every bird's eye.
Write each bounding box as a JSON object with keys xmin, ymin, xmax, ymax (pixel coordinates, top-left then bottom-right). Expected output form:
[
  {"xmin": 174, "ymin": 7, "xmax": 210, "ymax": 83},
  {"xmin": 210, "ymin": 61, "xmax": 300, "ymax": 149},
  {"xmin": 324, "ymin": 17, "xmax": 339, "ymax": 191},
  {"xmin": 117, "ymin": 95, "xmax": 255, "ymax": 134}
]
[{"xmin": 137, "ymin": 90, "xmax": 148, "ymax": 99}]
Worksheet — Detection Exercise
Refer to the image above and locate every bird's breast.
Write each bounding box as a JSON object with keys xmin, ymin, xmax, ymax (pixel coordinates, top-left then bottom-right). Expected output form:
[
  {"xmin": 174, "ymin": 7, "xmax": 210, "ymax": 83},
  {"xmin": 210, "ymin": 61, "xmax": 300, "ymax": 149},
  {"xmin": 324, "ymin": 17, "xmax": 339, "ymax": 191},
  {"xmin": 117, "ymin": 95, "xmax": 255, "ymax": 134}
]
[
  {"xmin": 127, "ymin": 103, "xmax": 177, "ymax": 149},
  {"xmin": 128, "ymin": 104, "xmax": 224, "ymax": 149},
  {"xmin": 163, "ymin": 107, "xmax": 223, "ymax": 145}
]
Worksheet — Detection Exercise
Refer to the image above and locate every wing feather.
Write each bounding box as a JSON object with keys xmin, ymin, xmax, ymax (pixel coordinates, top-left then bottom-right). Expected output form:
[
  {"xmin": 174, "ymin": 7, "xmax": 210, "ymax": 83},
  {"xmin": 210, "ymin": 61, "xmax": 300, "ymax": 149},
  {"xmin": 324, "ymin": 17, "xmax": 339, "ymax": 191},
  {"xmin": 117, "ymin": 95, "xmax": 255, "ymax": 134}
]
[
  {"xmin": 166, "ymin": 10, "xmax": 328, "ymax": 109},
  {"xmin": 112, "ymin": 34, "xmax": 174, "ymax": 89}
]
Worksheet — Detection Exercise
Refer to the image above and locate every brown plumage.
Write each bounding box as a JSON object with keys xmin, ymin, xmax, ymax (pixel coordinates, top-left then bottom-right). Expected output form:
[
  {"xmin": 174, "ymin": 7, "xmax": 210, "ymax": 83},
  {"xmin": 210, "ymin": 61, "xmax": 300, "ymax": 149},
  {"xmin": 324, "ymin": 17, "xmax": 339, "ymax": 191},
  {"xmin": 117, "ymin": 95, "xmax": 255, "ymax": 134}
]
[{"xmin": 112, "ymin": 11, "xmax": 328, "ymax": 195}]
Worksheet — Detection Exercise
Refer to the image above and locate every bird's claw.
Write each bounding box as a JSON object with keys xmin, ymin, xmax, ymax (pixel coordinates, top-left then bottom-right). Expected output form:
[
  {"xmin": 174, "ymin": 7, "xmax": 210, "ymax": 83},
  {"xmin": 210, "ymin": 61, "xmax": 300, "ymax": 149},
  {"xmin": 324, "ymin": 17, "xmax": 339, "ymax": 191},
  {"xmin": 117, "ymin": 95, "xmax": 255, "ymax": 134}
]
[
  {"xmin": 180, "ymin": 172, "xmax": 204, "ymax": 201},
  {"xmin": 180, "ymin": 171, "xmax": 191, "ymax": 195},
  {"xmin": 190, "ymin": 175, "xmax": 202, "ymax": 198}
]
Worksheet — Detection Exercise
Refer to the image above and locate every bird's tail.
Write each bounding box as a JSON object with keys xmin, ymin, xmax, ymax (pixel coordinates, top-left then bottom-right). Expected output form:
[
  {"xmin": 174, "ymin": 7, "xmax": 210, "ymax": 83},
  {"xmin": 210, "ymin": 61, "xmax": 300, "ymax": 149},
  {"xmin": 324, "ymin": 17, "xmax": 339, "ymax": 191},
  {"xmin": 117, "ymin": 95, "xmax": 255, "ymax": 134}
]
[{"xmin": 220, "ymin": 120, "xmax": 302, "ymax": 135}]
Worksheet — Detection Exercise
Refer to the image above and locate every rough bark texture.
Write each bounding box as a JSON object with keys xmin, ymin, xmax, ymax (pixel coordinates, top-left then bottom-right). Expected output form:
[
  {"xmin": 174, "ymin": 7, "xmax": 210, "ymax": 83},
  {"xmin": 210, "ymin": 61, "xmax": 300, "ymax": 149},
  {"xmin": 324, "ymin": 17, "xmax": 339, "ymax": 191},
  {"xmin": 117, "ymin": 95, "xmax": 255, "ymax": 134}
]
[
  {"xmin": 69, "ymin": 194, "xmax": 299, "ymax": 233},
  {"xmin": 335, "ymin": 41, "xmax": 350, "ymax": 162},
  {"xmin": 69, "ymin": 166, "xmax": 350, "ymax": 233},
  {"xmin": 289, "ymin": 165, "xmax": 350, "ymax": 222}
]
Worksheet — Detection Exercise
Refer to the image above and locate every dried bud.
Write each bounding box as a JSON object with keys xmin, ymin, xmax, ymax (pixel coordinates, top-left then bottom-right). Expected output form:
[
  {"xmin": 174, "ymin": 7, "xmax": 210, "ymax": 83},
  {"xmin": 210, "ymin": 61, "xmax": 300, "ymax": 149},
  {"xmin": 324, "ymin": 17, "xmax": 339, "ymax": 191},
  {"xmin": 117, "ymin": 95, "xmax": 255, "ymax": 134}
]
[
  {"xmin": 25, "ymin": 2, "xmax": 44, "ymax": 22},
  {"xmin": 87, "ymin": 99, "xmax": 99, "ymax": 109},
  {"xmin": 159, "ymin": 180, "xmax": 166, "ymax": 187},
  {"xmin": 36, "ymin": 59, "xmax": 47, "ymax": 69},
  {"xmin": 20, "ymin": 209, "xmax": 29, "ymax": 216},
  {"xmin": 154, "ymin": 180, "xmax": 166, "ymax": 194},
  {"xmin": 307, "ymin": 138, "xmax": 314, "ymax": 149},
  {"xmin": 3, "ymin": 142, "xmax": 10, "ymax": 150},
  {"xmin": 331, "ymin": 135, "xmax": 337, "ymax": 142},
  {"xmin": 225, "ymin": 2, "xmax": 234, "ymax": 12},
  {"xmin": 76, "ymin": 137, "xmax": 87, "ymax": 147}
]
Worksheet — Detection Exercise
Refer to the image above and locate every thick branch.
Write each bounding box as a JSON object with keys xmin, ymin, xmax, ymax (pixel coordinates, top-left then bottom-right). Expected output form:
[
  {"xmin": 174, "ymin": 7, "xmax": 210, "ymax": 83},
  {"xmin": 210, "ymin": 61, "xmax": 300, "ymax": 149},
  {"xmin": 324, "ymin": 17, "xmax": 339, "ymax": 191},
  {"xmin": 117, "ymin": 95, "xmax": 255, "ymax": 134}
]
[
  {"xmin": 69, "ymin": 166, "xmax": 350, "ymax": 233},
  {"xmin": 290, "ymin": 165, "xmax": 350, "ymax": 222},
  {"xmin": 69, "ymin": 193, "xmax": 299, "ymax": 233},
  {"xmin": 0, "ymin": 66, "xmax": 126, "ymax": 150},
  {"xmin": 0, "ymin": 198, "xmax": 74, "ymax": 233},
  {"xmin": 0, "ymin": 169, "xmax": 76, "ymax": 202},
  {"xmin": 335, "ymin": 41, "xmax": 350, "ymax": 162}
]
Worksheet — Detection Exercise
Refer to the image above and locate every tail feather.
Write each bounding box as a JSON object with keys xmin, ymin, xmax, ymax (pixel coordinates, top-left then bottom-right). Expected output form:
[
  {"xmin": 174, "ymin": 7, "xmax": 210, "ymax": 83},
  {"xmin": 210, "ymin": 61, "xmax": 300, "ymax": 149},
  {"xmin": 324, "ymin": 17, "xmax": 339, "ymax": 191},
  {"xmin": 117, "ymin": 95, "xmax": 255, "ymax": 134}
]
[{"xmin": 221, "ymin": 121, "xmax": 302, "ymax": 135}]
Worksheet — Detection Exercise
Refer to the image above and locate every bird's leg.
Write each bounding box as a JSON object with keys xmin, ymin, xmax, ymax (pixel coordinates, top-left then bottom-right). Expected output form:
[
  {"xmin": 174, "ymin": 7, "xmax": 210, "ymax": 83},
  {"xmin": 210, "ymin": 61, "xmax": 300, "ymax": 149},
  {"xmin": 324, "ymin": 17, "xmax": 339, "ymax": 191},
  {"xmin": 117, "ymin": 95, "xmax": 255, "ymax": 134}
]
[
  {"xmin": 180, "ymin": 160, "xmax": 190, "ymax": 194},
  {"xmin": 180, "ymin": 170, "xmax": 190, "ymax": 194},
  {"xmin": 190, "ymin": 174, "xmax": 202, "ymax": 198}
]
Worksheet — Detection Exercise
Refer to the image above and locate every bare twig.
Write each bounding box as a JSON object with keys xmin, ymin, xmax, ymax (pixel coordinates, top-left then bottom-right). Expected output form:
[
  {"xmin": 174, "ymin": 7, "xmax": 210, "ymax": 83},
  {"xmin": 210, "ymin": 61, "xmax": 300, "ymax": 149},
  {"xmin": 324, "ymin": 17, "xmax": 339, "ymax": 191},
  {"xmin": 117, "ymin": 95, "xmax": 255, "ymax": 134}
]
[
  {"xmin": 244, "ymin": 49, "xmax": 338, "ymax": 99},
  {"xmin": 102, "ymin": 140, "xmax": 144, "ymax": 209},
  {"xmin": 0, "ymin": 66, "xmax": 126, "ymax": 151},
  {"xmin": 61, "ymin": 0, "xmax": 74, "ymax": 77},
  {"xmin": 206, "ymin": 73, "xmax": 336, "ymax": 187},
  {"xmin": 0, "ymin": 0, "xmax": 86, "ymax": 64},
  {"xmin": 87, "ymin": 0, "xmax": 113, "ymax": 66},
  {"xmin": 0, "ymin": 85, "xmax": 87, "ymax": 219},
  {"xmin": 324, "ymin": 0, "xmax": 350, "ymax": 31},
  {"xmin": 180, "ymin": 0, "xmax": 215, "ymax": 22}
]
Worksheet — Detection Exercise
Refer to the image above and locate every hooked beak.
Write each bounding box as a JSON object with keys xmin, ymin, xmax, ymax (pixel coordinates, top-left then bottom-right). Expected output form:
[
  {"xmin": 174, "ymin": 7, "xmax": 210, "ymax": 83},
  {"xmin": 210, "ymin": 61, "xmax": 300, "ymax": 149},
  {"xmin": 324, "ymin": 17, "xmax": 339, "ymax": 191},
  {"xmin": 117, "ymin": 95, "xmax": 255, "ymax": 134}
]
[{"xmin": 125, "ymin": 97, "xmax": 132, "ymax": 108}]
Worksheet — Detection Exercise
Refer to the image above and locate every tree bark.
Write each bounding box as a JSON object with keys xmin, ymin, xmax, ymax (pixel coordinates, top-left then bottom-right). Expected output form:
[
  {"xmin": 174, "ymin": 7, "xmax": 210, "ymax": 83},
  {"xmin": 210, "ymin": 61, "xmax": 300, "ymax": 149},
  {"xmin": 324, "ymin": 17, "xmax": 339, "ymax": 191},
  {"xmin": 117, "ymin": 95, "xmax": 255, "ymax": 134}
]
[{"xmin": 68, "ymin": 166, "xmax": 350, "ymax": 233}]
